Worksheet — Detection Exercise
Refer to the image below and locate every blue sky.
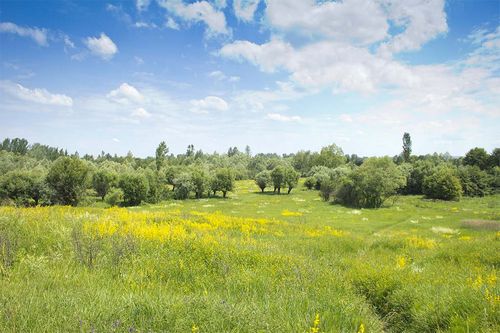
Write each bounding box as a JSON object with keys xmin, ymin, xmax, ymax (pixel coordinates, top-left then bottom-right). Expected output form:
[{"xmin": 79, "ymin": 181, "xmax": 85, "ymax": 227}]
[{"xmin": 0, "ymin": 0, "xmax": 499, "ymax": 157}]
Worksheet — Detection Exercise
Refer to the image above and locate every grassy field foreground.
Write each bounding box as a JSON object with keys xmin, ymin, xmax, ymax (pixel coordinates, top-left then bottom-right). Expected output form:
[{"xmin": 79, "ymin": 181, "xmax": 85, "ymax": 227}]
[{"xmin": 1, "ymin": 180, "xmax": 499, "ymax": 332}]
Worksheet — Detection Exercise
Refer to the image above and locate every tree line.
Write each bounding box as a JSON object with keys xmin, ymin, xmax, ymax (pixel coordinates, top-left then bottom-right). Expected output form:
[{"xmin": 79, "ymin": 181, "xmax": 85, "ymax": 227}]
[
  {"xmin": 303, "ymin": 134, "xmax": 499, "ymax": 207},
  {"xmin": 0, "ymin": 135, "xmax": 498, "ymax": 208}
]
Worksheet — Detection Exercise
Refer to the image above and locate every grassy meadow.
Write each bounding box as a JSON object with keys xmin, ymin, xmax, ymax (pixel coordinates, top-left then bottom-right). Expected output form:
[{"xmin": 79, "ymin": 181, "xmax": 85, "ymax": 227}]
[{"xmin": 1, "ymin": 180, "xmax": 499, "ymax": 332}]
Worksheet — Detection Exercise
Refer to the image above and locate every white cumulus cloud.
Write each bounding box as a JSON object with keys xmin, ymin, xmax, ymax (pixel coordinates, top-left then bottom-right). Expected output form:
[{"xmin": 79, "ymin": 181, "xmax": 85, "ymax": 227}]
[
  {"xmin": 84, "ymin": 33, "xmax": 118, "ymax": 60},
  {"xmin": 157, "ymin": 0, "xmax": 229, "ymax": 36},
  {"xmin": 0, "ymin": 80, "xmax": 73, "ymax": 106},
  {"xmin": 208, "ymin": 70, "xmax": 240, "ymax": 82},
  {"xmin": 266, "ymin": 113, "xmax": 301, "ymax": 122},
  {"xmin": 233, "ymin": 0, "xmax": 260, "ymax": 22},
  {"xmin": 190, "ymin": 96, "xmax": 228, "ymax": 113},
  {"xmin": 165, "ymin": 17, "xmax": 180, "ymax": 30},
  {"xmin": 107, "ymin": 83, "xmax": 144, "ymax": 104},
  {"xmin": 378, "ymin": 0, "xmax": 448, "ymax": 56},
  {"xmin": 136, "ymin": 0, "xmax": 151, "ymax": 11},
  {"xmin": 131, "ymin": 107, "xmax": 152, "ymax": 118},
  {"xmin": 265, "ymin": 0, "xmax": 388, "ymax": 45},
  {"xmin": 0, "ymin": 22, "xmax": 48, "ymax": 46}
]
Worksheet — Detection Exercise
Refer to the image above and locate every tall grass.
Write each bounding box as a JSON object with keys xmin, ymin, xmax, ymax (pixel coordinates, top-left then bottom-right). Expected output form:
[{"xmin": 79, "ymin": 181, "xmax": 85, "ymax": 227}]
[{"xmin": 0, "ymin": 180, "xmax": 499, "ymax": 332}]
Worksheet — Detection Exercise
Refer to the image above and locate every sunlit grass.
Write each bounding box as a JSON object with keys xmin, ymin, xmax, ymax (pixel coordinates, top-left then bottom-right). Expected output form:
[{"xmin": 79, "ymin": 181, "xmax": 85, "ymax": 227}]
[{"xmin": 1, "ymin": 180, "xmax": 499, "ymax": 332}]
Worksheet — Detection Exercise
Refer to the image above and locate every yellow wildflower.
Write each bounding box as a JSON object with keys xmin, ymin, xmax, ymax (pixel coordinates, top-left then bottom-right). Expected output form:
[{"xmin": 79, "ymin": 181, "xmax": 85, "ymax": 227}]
[
  {"xmin": 281, "ymin": 209, "xmax": 303, "ymax": 217},
  {"xmin": 397, "ymin": 256, "xmax": 407, "ymax": 269},
  {"xmin": 486, "ymin": 272, "xmax": 497, "ymax": 286},
  {"xmin": 310, "ymin": 313, "xmax": 320, "ymax": 333},
  {"xmin": 358, "ymin": 323, "xmax": 365, "ymax": 333},
  {"xmin": 406, "ymin": 236, "xmax": 436, "ymax": 249}
]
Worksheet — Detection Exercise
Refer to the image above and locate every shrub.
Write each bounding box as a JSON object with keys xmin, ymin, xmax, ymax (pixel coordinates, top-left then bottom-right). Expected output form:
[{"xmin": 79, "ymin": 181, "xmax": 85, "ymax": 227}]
[
  {"xmin": 255, "ymin": 170, "xmax": 271, "ymax": 192},
  {"xmin": 457, "ymin": 165, "xmax": 491, "ymax": 197},
  {"xmin": 271, "ymin": 166, "xmax": 285, "ymax": 194},
  {"xmin": 335, "ymin": 157, "xmax": 405, "ymax": 208},
  {"xmin": 0, "ymin": 169, "xmax": 48, "ymax": 206},
  {"xmin": 319, "ymin": 166, "xmax": 352, "ymax": 202},
  {"xmin": 104, "ymin": 188, "xmax": 124, "ymax": 206},
  {"xmin": 164, "ymin": 166, "xmax": 180, "ymax": 190},
  {"xmin": 404, "ymin": 160, "xmax": 436, "ymax": 194},
  {"xmin": 46, "ymin": 157, "xmax": 90, "ymax": 206},
  {"xmin": 423, "ymin": 167, "xmax": 462, "ymax": 200},
  {"xmin": 307, "ymin": 166, "xmax": 331, "ymax": 190},
  {"xmin": 304, "ymin": 177, "xmax": 315, "ymax": 190},
  {"xmin": 284, "ymin": 167, "xmax": 300, "ymax": 194},
  {"xmin": 173, "ymin": 173, "xmax": 194, "ymax": 200},
  {"xmin": 118, "ymin": 173, "xmax": 149, "ymax": 206},
  {"xmin": 211, "ymin": 168, "xmax": 234, "ymax": 198},
  {"xmin": 319, "ymin": 179, "xmax": 336, "ymax": 201},
  {"xmin": 191, "ymin": 168, "xmax": 209, "ymax": 198},
  {"xmin": 463, "ymin": 147, "xmax": 490, "ymax": 170},
  {"xmin": 92, "ymin": 169, "xmax": 117, "ymax": 200}
]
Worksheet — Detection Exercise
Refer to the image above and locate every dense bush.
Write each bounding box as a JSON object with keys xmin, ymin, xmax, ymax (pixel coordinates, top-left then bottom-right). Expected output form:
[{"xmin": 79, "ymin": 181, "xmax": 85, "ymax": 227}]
[
  {"xmin": 0, "ymin": 169, "xmax": 48, "ymax": 206},
  {"xmin": 457, "ymin": 165, "xmax": 491, "ymax": 197},
  {"xmin": 423, "ymin": 167, "xmax": 462, "ymax": 201},
  {"xmin": 255, "ymin": 170, "xmax": 271, "ymax": 192},
  {"xmin": 304, "ymin": 177, "xmax": 315, "ymax": 190},
  {"xmin": 211, "ymin": 168, "xmax": 234, "ymax": 198},
  {"xmin": 173, "ymin": 173, "xmax": 194, "ymax": 200},
  {"xmin": 334, "ymin": 157, "xmax": 405, "ymax": 208},
  {"xmin": 118, "ymin": 173, "xmax": 149, "ymax": 206},
  {"xmin": 46, "ymin": 157, "xmax": 90, "ymax": 206},
  {"xmin": 404, "ymin": 160, "xmax": 436, "ymax": 194},
  {"xmin": 191, "ymin": 168, "xmax": 209, "ymax": 198},
  {"xmin": 92, "ymin": 169, "xmax": 117, "ymax": 200},
  {"xmin": 319, "ymin": 179, "xmax": 336, "ymax": 201},
  {"xmin": 284, "ymin": 167, "xmax": 300, "ymax": 194},
  {"xmin": 307, "ymin": 166, "xmax": 332, "ymax": 190},
  {"xmin": 463, "ymin": 147, "xmax": 490, "ymax": 170},
  {"xmin": 271, "ymin": 166, "xmax": 285, "ymax": 194},
  {"xmin": 104, "ymin": 188, "xmax": 124, "ymax": 206}
]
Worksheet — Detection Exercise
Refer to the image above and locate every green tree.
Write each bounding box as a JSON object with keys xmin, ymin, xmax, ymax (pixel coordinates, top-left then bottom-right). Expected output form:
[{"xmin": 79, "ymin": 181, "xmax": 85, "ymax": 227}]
[
  {"xmin": 155, "ymin": 141, "xmax": 168, "ymax": 171},
  {"xmin": 304, "ymin": 177, "xmax": 315, "ymax": 190},
  {"xmin": 212, "ymin": 168, "xmax": 234, "ymax": 198},
  {"xmin": 118, "ymin": 173, "xmax": 149, "ymax": 206},
  {"xmin": 255, "ymin": 170, "xmax": 271, "ymax": 193},
  {"xmin": 319, "ymin": 179, "xmax": 336, "ymax": 202},
  {"xmin": 284, "ymin": 167, "xmax": 300, "ymax": 194},
  {"xmin": 423, "ymin": 167, "xmax": 462, "ymax": 201},
  {"xmin": 292, "ymin": 150, "xmax": 313, "ymax": 176},
  {"xmin": 319, "ymin": 167, "xmax": 353, "ymax": 203},
  {"xmin": 457, "ymin": 165, "xmax": 491, "ymax": 197},
  {"xmin": 1, "ymin": 138, "xmax": 29, "ymax": 155},
  {"xmin": 271, "ymin": 166, "xmax": 285, "ymax": 194},
  {"xmin": 92, "ymin": 169, "xmax": 117, "ymax": 200},
  {"xmin": 104, "ymin": 188, "xmax": 124, "ymax": 206},
  {"xmin": 335, "ymin": 157, "xmax": 405, "ymax": 208},
  {"xmin": 463, "ymin": 147, "xmax": 490, "ymax": 170},
  {"xmin": 186, "ymin": 144, "xmax": 195, "ymax": 157},
  {"xmin": 0, "ymin": 169, "xmax": 47, "ymax": 206},
  {"xmin": 173, "ymin": 173, "xmax": 194, "ymax": 200},
  {"xmin": 402, "ymin": 132, "xmax": 412, "ymax": 162},
  {"xmin": 46, "ymin": 157, "xmax": 90, "ymax": 206},
  {"xmin": 405, "ymin": 160, "xmax": 436, "ymax": 194},
  {"xmin": 315, "ymin": 144, "xmax": 346, "ymax": 168},
  {"xmin": 164, "ymin": 166, "xmax": 180, "ymax": 190},
  {"xmin": 191, "ymin": 168, "xmax": 209, "ymax": 198},
  {"xmin": 307, "ymin": 166, "xmax": 332, "ymax": 190},
  {"xmin": 488, "ymin": 148, "xmax": 500, "ymax": 168}
]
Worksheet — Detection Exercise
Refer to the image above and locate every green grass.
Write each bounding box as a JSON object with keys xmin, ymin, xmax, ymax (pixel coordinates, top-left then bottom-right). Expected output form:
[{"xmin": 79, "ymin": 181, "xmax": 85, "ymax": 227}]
[{"xmin": 1, "ymin": 180, "xmax": 499, "ymax": 332}]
